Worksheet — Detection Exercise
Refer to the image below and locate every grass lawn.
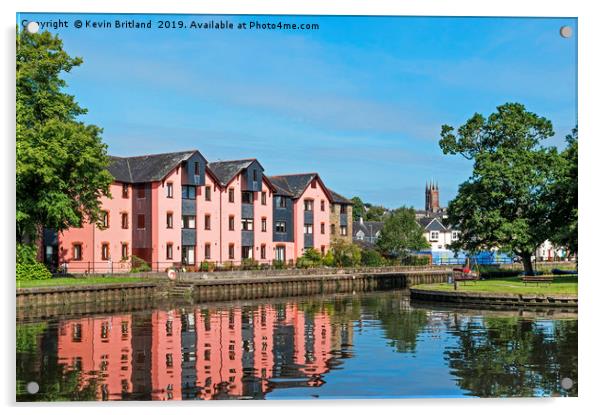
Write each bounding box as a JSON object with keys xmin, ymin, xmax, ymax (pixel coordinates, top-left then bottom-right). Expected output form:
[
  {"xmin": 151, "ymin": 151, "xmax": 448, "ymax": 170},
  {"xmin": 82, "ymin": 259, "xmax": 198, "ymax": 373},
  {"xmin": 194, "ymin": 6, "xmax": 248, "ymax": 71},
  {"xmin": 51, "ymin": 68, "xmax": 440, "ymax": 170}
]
[
  {"xmin": 17, "ymin": 276, "xmax": 149, "ymax": 289},
  {"xmin": 412, "ymin": 275, "xmax": 578, "ymax": 295}
]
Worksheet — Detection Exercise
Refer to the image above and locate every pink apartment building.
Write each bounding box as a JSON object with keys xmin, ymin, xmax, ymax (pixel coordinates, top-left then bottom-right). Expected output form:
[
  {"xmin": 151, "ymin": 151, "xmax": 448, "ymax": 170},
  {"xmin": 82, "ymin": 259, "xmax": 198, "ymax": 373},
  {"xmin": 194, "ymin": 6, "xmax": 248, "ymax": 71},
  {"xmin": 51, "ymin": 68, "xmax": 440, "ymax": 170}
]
[{"xmin": 49, "ymin": 150, "xmax": 348, "ymax": 272}]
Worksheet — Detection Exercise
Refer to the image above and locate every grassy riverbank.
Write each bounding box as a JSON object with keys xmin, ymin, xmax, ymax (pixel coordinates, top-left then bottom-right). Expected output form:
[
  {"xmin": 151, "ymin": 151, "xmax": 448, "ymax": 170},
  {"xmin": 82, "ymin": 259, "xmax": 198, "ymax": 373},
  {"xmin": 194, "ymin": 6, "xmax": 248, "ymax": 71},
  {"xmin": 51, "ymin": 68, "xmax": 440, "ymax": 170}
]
[
  {"xmin": 412, "ymin": 275, "xmax": 577, "ymax": 295},
  {"xmin": 17, "ymin": 276, "xmax": 148, "ymax": 289}
]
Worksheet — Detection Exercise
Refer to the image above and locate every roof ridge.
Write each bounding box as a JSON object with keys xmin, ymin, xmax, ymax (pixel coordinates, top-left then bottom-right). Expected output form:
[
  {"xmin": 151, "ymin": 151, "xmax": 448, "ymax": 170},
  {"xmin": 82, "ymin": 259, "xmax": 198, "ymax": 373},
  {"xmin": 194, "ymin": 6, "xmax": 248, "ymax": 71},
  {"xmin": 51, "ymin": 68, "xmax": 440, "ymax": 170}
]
[
  {"xmin": 111, "ymin": 150, "xmax": 197, "ymax": 159},
  {"xmin": 209, "ymin": 158, "xmax": 256, "ymax": 164}
]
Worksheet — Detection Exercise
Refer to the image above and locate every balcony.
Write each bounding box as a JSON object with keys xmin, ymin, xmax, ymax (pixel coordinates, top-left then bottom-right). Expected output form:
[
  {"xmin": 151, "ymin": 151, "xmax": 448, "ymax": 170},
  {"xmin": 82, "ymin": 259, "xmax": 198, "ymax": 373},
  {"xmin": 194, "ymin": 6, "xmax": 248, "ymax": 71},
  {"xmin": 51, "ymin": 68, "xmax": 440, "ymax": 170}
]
[
  {"xmin": 182, "ymin": 198, "xmax": 196, "ymax": 216},
  {"xmin": 339, "ymin": 213, "xmax": 348, "ymax": 226},
  {"xmin": 242, "ymin": 230, "xmax": 254, "ymax": 246},
  {"xmin": 304, "ymin": 233, "xmax": 314, "ymax": 248},
  {"xmin": 181, "ymin": 229, "xmax": 196, "ymax": 246},
  {"xmin": 303, "ymin": 210, "xmax": 313, "ymax": 224},
  {"xmin": 242, "ymin": 203, "xmax": 254, "ymax": 219}
]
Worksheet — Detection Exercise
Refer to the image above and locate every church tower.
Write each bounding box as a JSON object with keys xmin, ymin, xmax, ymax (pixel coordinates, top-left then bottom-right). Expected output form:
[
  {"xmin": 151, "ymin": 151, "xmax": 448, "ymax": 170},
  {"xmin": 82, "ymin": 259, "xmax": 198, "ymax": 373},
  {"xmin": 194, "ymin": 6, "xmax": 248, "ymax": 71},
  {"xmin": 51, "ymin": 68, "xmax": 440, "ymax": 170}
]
[{"xmin": 425, "ymin": 181, "xmax": 440, "ymax": 213}]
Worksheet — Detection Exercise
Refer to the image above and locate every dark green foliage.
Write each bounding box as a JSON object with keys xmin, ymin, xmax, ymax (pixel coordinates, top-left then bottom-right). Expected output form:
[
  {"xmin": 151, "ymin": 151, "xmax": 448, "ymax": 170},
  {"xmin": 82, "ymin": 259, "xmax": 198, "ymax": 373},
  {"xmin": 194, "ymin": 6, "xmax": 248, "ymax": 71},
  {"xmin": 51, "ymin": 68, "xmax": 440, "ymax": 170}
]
[
  {"xmin": 296, "ymin": 248, "xmax": 322, "ymax": 268},
  {"xmin": 439, "ymin": 103, "xmax": 563, "ymax": 275},
  {"xmin": 16, "ymin": 29, "xmax": 113, "ymax": 243},
  {"xmin": 376, "ymin": 207, "xmax": 429, "ymax": 258},
  {"xmin": 16, "ymin": 244, "xmax": 51, "ymax": 281},
  {"xmin": 366, "ymin": 205, "xmax": 387, "ymax": 221},
  {"xmin": 544, "ymin": 128, "xmax": 578, "ymax": 254},
  {"xmin": 330, "ymin": 239, "xmax": 362, "ymax": 267},
  {"xmin": 361, "ymin": 249, "xmax": 384, "ymax": 266},
  {"xmin": 400, "ymin": 255, "xmax": 431, "ymax": 266},
  {"xmin": 129, "ymin": 255, "xmax": 150, "ymax": 273},
  {"xmin": 351, "ymin": 196, "xmax": 366, "ymax": 221}
]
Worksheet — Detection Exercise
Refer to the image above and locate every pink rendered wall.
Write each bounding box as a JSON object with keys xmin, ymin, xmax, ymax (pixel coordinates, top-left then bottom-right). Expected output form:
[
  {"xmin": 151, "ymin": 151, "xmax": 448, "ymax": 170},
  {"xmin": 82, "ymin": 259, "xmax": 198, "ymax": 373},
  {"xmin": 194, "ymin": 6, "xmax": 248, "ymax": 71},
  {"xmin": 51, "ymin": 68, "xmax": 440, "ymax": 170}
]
[
  {"xmin": 197, "ymin": 173, "xmax": 222, "ymax": 264},
  {"xmin": 58, "ymin": 182, "xmax": 132, "ymax": 273},
  {"xmin": 151, "ymin": 310, "xmax": 182, "ymax": 401},
  {"xmin": 57, "ymin": 315, "xmax": 133, "ymax": 400},
  {"xmin": 253, "ymin": 178, "xmax": 274, "ymax": 263},
  {"xmin": 292, "ymin": 178, "xmax": 331, "ymax": 259},
  {"xmin": 154, "ymin": 167, "xmax": 182, "ymax": 269},
  {"xmin": 219, "ymin": 175, "xmax": 242, "ymax": 263}
]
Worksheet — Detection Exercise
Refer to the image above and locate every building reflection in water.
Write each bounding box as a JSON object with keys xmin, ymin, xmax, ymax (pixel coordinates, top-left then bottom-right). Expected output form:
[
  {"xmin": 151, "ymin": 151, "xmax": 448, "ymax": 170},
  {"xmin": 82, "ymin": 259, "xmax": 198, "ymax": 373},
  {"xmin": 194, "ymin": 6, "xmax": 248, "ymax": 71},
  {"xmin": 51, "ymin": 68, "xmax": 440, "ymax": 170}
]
[{"xmin": 55, "ymin": 304, "xmax": 353, "ymax": 400}]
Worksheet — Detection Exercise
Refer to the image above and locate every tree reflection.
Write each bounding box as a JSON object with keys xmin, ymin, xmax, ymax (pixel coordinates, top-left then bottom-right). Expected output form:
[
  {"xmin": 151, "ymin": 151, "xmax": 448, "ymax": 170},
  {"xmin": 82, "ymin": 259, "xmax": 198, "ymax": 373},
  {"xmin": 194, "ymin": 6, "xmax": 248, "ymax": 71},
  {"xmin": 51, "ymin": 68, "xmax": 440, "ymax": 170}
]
[{"xmin": 445, "ymin": 317, "xmax": 577, "ymax": 397}]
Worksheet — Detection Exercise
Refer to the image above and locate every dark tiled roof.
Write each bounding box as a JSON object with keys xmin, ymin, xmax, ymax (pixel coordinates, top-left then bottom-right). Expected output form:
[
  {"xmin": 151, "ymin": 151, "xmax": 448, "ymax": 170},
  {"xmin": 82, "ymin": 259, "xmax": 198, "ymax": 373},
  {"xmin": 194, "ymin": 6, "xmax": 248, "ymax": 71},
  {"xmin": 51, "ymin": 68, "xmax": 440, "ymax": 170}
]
[
  {"xmin": 207, "ymin": 159, "xmax": 256, "ymax": 187},
  {"xmin": 108, "ymin": 150, "xmax": 198, "ymax": 183},
  {"xmin": 328, "ymin": 189, "xmax": 352, "ymax": 205},
  {"xmin": 352, "ymin": 220, "xmax": 384, "ymax": 237},
  {"xmin": 268, "ymin": 173, "xmax": 318, "ymax": 199},
  {"xmin": 418, "ymin": 217, "xmax": 448, "ymax": 232}
]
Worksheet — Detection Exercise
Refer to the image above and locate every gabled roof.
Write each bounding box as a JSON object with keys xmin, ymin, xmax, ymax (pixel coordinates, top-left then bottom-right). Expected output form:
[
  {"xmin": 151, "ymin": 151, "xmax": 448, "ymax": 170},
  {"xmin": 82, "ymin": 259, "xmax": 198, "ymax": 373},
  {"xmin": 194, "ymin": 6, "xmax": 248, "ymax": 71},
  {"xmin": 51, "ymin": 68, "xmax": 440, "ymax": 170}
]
[
  {"xmin": 328, "ymin": 189, "xmax": 352, "ymax": 205},
  {"xmin": 418, "ymin": 217, "xmax": 447, "ymax": 232},
  {"xmin": 352, "ymin": 220, "xmax": 384, "ymax": 237},
  {"xmin": 108, "ymin": 150, "xmax": 203, "ymax": 183},
  {"xmin": 207, "ymin": 158, "xmax": 260, "ymax": 187},
  {"xmin": 268, "ymin": 173, "xmax": 333, "ymax": 201}
]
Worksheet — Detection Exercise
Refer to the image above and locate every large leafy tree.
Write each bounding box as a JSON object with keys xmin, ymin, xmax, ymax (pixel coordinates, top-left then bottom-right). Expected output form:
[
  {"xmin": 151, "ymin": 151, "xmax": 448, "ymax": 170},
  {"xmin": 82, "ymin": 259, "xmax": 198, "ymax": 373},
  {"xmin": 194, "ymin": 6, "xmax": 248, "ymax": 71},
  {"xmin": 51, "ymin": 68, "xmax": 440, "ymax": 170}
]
[
  {"xmin": 544, "ymin": 128, "xmax": 578, "ymax": 255},
  {"xmin": 16, "ymin": 29, "xmax": 112, "ymax": 243},
  {"xmin": 439, "ymin": 103, "xmax": 560, "ymax": 275},
  {"xmin": 376, "ymin": 207, "xmax": 429, "ymax": 257},
  {"xmin": 350, "ymin": 196, "xmax": 366, "ymax": 222}
]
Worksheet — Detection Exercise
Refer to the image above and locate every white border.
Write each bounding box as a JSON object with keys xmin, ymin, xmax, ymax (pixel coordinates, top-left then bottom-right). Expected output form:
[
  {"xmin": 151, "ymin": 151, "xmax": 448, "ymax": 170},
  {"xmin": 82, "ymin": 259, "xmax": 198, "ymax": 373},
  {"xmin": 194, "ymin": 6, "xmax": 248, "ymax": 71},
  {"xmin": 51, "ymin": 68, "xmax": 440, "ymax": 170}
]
[{"xmin": 2, "ymin": 1, "xmax": 599, "ymax": 414}]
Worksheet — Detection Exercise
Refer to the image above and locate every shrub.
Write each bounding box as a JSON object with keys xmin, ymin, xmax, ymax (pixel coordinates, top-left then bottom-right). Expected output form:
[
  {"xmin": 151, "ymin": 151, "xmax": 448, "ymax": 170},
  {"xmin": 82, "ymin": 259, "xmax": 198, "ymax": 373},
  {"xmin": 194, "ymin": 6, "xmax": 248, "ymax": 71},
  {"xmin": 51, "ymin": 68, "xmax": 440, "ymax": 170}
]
[
  {"xmin": 330, "ymin": 240, "xmax": 361, "ymax": 267},
  {"xmin": 130, "ymin": 255, "xmax": 151, "ymax": 273},
  {"xmin": 16, "ymin": 244, "xmax": 51, "ymax": 281},
  {"xmin": 241, "ymin": 258, "xmax": 259, "ymax": 270},
  {"xmin": 296, "ymin": 248, "xmax": 322, "ymax": 268},
  {"xmin": 322, "ymin": 250, "xmax": 335, "ymax": 267},
  {"xmin": 272, "ymin": 259, "xmax": 285, "ymax": 269},
  {"xmin": 198, "ymin": 261, "xmax": 216, "ymax": 272},
  {"xmin": 361, "ymin": 249, "xmax": 384, "ymax": 267},
  {"xmin": 401, "ymin": 255, "xmax": 430, "ymax": 266}
]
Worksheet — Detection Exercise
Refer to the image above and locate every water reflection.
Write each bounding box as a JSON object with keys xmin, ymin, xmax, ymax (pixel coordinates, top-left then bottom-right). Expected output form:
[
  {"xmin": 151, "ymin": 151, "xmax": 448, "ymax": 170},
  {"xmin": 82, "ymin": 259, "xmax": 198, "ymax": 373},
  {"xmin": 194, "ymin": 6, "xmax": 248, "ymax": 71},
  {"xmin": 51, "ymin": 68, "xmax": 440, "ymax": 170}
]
[{"xmin": 16, "ymin": 291, "xmax": 577, "ymax": 400}]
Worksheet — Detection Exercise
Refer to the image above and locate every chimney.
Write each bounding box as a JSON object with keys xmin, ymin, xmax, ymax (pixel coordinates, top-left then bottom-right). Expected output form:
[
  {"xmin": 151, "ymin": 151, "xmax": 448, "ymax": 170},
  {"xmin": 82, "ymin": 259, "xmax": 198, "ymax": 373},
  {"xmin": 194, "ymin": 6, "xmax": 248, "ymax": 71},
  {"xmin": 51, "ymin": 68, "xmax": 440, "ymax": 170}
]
[{"xmin": 359, "ymin": 217, "xmax": 364, "ymax": 225}]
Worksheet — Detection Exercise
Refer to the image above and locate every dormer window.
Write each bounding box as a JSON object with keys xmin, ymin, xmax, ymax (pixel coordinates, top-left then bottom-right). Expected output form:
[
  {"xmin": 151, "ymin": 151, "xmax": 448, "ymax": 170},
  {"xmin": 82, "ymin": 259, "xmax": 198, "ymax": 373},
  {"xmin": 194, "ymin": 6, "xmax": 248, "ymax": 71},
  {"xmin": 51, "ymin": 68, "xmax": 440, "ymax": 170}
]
[
  {"xmin": 430, "ymin": 231, "xmax": 439, "ymax": 241},
  {"xmin": 304, "ymin": 199, "xmax": 313, "ymax": 211}
]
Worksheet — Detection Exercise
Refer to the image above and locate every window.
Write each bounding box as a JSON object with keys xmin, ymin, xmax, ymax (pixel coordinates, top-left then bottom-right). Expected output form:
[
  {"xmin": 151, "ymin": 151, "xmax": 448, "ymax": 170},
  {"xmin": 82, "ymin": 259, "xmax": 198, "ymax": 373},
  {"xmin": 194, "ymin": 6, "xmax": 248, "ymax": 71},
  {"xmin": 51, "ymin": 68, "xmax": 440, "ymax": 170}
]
[
  {"xmin": 330, "ymin": 204, "xmax": 335, "ymax": 213},
  {"xmin": 260, "ymin": 244, "xmax": 266, "ymax": 260},
  {"xmin": 276, "ymin": 246, "xmax": 286, "ymax": 261},
  {"xmin": 204, "ymin": 243, "xmax": 211, "ymax": 260},
  {"xmin": 166, "ymin": 353, "xmax": 173, "ymax": 368},
  {"xmin": 101, "ymin": 243, "xmax": 110, "ymax": 260},
  {"xmin": 242, "ymin": 218, "xmax": 253, "ymax": 231},
  {"xmin": 304, "ymin": 199, "xmax": 313, "ymax": 211},
  {"xmin": 183, "ymin": 216, "xmax": 196, "ymax": 229},
  {"xmin": 228, "ymin": 188, "xmax": 235, "ymax": 203},
  {"xmin": 452, "ymin": 231, "xmax": 460, "ymax": 241},
  {"xmin": 122, "ymin": 184, "xmax": 129, "ymax": 198},
  {"xmin": 182, "ymin": 246, "xmax": 195, "ymax": 265},
  {"xmin": 137, "ymin": 186, "xmax": 146, "ymax": 199},
  {"xmin": 121, "ymin": 243, "xmax": 128, "ymax": 260},
  {"xmin": 100, "ymin": 211, "xmax": 109, "ymax": 228},
  {"xmin": 73, "ymin": 244, "xmax": 82, "ymax": 261},
  {"xmin": 304, "ymin": 224, "xmax": 313, "ymax": 234},
  {"xmin": 166, "ymin": 212, "xmax": 173, "ymax": 229},
  {"xmin": 261, "ymin": 192, "xmax": 267, "ymax": 205},
  {"xmin": 321, "ymin": 222, "xmax": 325, "ymax": 234},
  {"xmin": 276, "ymin": 196, "xmax": 287, "ymax": 208},
  {"xmin": 321, "ymin": 200, "xmax": 325, "ymax": 211},
  {"xmin": 321, "ymin": 246, "xmax": 325, "ymax": 255},
  {"xmin": 261, "ymin": 218, "xmax": 267, "ymax": 232},
  {"xmin": 242, "ymin": 246, "xmax": 252, "ymax": 259},
  {"xmin": 228, "ymin": 244, "xmax": 235, "ymax": 259},
  {"xmin": 166, "ymin": 182, "xmax": 173, "ymax": 198},
  {"xmin": 121, "ymin": 213, "xmax": 128, "ymax": 229},
  {"xmin": 253, "ymin": 169, "xmax": 258, "ymax": 182},
  {"xmin": 137, "ymin": 214, "xmax": 145, "ymax": 229},
  {"xmin": 275, "ymin": 221, "xmax": 286, "ymax": 233},
  {"xmin": 194, "ymin": 162, "xmax": 200, "ymax": 176},
  {"xmin": 205, "ymin": 186, "xmax": 211, "ymax": 201},
  {"xmin": 430, "ymin": 231, "xmax": 439, "ymax": 241},
  {"xmin": 340, "ymin": 225, "xmax": 348, "ymax": 236},
  {"xmin": 311, "ymin": 180, "xmax": 317, "ymax": 189},
  {"xmin": 182, "ymin": 185, "xmax": 195, "ymax": 200},
  {"xmin": 166, "ymin": 243, "xmax": 173, "ymax": 260},
  {"xmin": 242, "ymin": 191, "xmax": 253, "ymax": 204},
  {"xmin": 204, "ymin": 214, "xmax": 211, "ymax": 230},
  {"xmin": 229, "ymin": 215, "xmax": 235, "ymax": 231}
]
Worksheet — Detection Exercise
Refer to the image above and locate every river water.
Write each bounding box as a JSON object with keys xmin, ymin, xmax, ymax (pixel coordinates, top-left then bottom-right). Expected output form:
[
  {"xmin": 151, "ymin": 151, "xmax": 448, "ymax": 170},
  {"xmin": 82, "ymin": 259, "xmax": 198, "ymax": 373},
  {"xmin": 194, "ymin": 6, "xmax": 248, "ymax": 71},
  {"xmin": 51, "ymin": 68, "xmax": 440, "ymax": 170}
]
[{"xmin": 16, "ymin": 289, "xmax": 577, "ymax": 400}]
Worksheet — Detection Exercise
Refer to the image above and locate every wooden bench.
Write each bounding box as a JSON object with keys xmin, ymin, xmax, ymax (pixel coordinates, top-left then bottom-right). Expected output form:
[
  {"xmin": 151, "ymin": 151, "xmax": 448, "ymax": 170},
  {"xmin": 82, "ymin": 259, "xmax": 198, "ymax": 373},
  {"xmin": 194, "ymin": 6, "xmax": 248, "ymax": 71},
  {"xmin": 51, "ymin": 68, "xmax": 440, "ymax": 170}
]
[
  {"xmin": 521, "ymin": 275, "xmax": 554, "ymax": 286},
  {"xmin": 453, "ymin": 268, "xmax": 479, "ymax": 284}
]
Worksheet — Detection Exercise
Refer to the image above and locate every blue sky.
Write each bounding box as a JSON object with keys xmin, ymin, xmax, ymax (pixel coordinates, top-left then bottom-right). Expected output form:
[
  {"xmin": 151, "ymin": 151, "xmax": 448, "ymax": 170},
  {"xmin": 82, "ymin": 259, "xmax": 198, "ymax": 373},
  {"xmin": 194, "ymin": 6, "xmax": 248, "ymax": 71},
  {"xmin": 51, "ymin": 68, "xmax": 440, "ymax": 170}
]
[{"xmin": 18, "ymin": 13, "xmax": 577, "ymax": 209}]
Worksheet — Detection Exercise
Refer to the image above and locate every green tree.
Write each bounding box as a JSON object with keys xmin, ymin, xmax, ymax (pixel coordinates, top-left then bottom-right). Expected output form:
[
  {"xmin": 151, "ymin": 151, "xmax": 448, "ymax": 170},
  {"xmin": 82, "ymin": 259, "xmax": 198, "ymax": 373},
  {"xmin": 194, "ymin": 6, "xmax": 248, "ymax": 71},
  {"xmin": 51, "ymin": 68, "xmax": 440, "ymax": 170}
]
[
  {"xmin": 366, "ymin": 205, "xmax": 387, "ymax": 221},
  {"xmin": 376, "ymin": 207, "xmax": 429, "ymax": 258},
  {"xmin": 16, "ymin": 29, "xmax": 113, "ymax": 244},
  {"xmin": 544, "ymin": 127, "xmax": 578, "ymax": 255},
  {"xmin": 351, "ymin": 196, "xmax": 366, "ymax": 222},
  {"xmin": 330, "ymin": 239, "xmax": 361, "ymax": 267},
  {"xmin": 439, "ymin": 103, "xmax": 560, "ymax": 275}
]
